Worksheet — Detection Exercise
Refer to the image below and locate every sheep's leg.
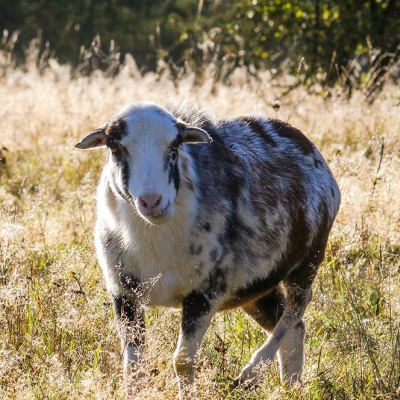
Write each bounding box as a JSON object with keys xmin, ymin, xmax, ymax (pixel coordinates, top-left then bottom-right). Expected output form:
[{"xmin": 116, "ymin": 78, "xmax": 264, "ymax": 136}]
[
  {"xmin": 174, "ymin": 290, "xmax": 222, "ymax": 399},
  {"xmin": 277, "ymin": 319, "xmax": 306, "ymax": 384},
  {"xmin": 241, "ymin": 286, "xmax": 306, "ymax": 385},
  {"xmin": 113, "ymin": 294, "xmax": 145, "ymax": 377},
  {"xmin": 234, "ymin": 262, "xmax": 316, "ymax": 387},
  {"xmin": 234, "ymin": 286, "xmax": 310, "ymax": 387}
]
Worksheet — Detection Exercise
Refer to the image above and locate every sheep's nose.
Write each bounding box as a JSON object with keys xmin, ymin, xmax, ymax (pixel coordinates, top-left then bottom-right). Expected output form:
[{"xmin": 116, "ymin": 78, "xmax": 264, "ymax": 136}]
[{"xmin": 139, "ymin": 193, "xmax": 162, "ymax": 211}]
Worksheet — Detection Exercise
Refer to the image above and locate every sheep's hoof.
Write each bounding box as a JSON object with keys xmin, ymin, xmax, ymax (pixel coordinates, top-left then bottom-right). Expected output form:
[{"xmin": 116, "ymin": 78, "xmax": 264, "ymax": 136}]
[
  {"xmin": 229, "ymin": 378, "xmax": 240, "ymax": 389},
  {"xmin": 229, "ymin": 375, "xmax": 259, "ymax": 391}
]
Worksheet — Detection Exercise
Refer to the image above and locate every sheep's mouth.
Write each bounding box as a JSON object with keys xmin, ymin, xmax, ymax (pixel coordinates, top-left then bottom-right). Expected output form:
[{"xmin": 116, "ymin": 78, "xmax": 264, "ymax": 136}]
[
  {"xmin": 150, "ymin": 202, "xmax": 170, "ymax": 217},
  {"xmin": 141, "ymin": 202, "xmax": 173, "ymax": 225}
]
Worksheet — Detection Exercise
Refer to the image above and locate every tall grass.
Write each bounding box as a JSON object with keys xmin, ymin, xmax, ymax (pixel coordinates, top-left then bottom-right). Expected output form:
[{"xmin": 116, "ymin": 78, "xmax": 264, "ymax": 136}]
[{"xmin": 0, "ymin": 41, "xmax": 399, "ymax": 399}]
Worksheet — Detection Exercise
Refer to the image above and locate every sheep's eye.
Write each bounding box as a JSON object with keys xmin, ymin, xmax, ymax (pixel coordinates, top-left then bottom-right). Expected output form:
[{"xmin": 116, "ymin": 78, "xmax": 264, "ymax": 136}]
[
  {"xmin": 107, "ymin": 138, "xmax": 120, "ymax": 152},
  {"xmin": 170, "ymin": 145, "xmax": 179, "ymax": 153},
  {"xmin": 169, "ymin": 147, "xmax": 179, "ymax": 163},
  {"xmin": 170, "ymin": 139, "xmax": 181, "ymax": 153}
]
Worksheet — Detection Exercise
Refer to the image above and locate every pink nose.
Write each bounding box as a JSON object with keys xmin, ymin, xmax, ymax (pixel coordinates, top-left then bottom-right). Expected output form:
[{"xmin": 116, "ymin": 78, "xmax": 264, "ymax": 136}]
[{"xmin": 139, "ymin": 193, "xmax": 162, "ymax": 211}]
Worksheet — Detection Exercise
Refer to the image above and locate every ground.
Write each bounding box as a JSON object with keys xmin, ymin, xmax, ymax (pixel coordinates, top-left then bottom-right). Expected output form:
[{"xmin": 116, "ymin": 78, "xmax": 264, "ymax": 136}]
[{"xmin": 0, "ymin": 61, "xmax": 399, "ymax": 399}]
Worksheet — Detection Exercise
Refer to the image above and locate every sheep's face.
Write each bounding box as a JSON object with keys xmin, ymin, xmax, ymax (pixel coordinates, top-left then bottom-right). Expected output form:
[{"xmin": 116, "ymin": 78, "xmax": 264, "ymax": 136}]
[{"xmin": 75, "ymin": 102, "xmax": 210, "ymax": 225}]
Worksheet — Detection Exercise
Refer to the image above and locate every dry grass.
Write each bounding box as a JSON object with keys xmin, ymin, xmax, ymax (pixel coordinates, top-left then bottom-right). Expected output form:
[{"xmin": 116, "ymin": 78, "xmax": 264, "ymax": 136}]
[{"xmin": 0, "ymin": 57, "xmax": 399, "ymax": 399}]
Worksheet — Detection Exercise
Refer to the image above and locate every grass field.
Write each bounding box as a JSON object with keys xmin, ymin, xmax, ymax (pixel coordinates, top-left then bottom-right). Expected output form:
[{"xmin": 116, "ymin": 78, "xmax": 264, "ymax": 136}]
[{"xmin": 1, "ymin": 56, "xmax": 399, "ymax": 399}]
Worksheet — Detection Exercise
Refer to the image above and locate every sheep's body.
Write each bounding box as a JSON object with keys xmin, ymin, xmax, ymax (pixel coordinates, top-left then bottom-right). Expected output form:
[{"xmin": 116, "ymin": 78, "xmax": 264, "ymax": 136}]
[{"xmin": 76, "ymin": 102, "xmax": 340, "ymax": 398}]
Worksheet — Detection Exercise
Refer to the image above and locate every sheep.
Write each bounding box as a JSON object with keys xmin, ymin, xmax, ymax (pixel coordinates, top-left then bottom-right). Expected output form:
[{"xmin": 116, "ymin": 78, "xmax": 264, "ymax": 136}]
[{"xmin": 75, "ymin": 101, "xmax": 341, "ymax": 398}]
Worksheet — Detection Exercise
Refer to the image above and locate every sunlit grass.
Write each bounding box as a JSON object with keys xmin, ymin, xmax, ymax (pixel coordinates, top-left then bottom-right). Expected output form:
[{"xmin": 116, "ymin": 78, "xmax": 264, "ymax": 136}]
[{"xmin": 0, "ymin": 53, "xmax": 399, "ymax": 399}]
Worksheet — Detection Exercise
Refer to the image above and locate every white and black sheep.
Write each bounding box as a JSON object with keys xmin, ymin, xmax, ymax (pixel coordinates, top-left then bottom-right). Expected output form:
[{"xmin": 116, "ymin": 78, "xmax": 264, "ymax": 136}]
[{"xmin": 75, "ymin": 101, "xmax": 340, "ymax": 398}]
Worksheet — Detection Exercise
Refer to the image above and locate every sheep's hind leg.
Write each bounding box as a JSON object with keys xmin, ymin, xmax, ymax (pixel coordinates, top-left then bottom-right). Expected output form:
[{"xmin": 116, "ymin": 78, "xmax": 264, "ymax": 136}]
[
  {"xmin": 239, "ymin": 286, "xmax": 305, "ymax": 385},
  {"xmin": 234, "ymin": 280, "xmax": 312, "ymax": 388}
]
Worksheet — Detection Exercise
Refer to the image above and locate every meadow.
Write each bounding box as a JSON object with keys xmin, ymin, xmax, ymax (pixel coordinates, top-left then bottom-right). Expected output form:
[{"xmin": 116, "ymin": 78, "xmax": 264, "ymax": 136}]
[{"xmin": 0, "ymin": 52, "xmax": 399, "ymax": 399}]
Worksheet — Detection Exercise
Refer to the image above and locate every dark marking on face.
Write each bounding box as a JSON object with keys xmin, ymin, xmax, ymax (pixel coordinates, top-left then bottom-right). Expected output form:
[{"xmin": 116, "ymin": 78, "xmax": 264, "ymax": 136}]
[
  {"xmin": 105, "ymin": 121, "xmax": 132, "ymax": 203},
  {"xmin": 170, "ymin": 150, "xmax": 178, "ymax": 163},
  {"xmin": 168, "ymin": 158, "xmax": 180, "ymax": 192},
  {"xmin": 238, "ymin": 116, "xmax": 278, "ymax": 148},
  {"xmin": 182, "ymin": 290, "xmax": 212, "ymax": 338},
  {"xmin": 109, "ymin": 155, "xmax": 133, "ymax": 204},
  {"xmin": 164, "ymin": 132, "xmax": 182, "ymax": 172},
  {"xmin": 104, "ymin": 120, "xmax": 128, "ymax": 155},
  {"xmin": 106, "ymin": 122, "xmax": 128, "ymax": 159},
  {"xmin": 106, "ymin": 119, "xmax": 128, "ymax": 140},
  {"xmin": 165, "ymin": 145, "xmax": 181, "ymax": 193},
  {"xmin": 269, "ymin": 119, "xmax": 314, "ymax": 156},
  {"xmin": 170, "ymin": 130, "xmax": 183, "ymax": 149},
  {"xmin": 120, "ymin": 157, "xmax": 131, "ymax": 195}
]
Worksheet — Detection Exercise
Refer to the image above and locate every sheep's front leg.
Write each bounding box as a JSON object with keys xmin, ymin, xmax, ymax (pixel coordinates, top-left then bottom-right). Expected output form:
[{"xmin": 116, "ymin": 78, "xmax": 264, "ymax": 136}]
[
  {"xmin": 174, "ymin": 290, "xmax": 221, "ymax": 399},
  {"xmin": 113, "ymin": 294, "xmax": 145, "ymax": 377}
]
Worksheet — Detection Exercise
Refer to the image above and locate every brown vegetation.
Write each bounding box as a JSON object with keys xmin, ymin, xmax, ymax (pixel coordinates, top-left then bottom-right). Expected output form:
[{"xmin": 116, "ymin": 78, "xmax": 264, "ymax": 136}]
[{"xmin": 0, "ymin": 55, "xmax": 399, "ymax": 398}]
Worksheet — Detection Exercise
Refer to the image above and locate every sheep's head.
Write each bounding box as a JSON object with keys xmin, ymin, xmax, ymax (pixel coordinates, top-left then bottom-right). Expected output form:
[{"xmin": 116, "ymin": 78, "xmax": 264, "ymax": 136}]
[{"xmin": 75, "ymin": 102, "xmax": 210, "ymax": 225}]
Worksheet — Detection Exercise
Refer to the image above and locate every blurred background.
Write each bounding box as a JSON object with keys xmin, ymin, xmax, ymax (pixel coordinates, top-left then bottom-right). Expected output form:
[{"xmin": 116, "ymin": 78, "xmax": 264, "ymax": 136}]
[{"xmin": 1, "ymin": 0, "xmax": 399, "ymax": 96}]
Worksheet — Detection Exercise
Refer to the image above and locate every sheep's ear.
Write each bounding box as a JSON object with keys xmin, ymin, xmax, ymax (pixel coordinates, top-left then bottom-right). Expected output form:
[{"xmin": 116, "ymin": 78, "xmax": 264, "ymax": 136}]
[
  {"xmin": 75, "ymin": 128, "xmax": 107, "ymax": 149},
  {"xmin": 177, "ymin": 121, "xmax": 212, "ymax": 145}
]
